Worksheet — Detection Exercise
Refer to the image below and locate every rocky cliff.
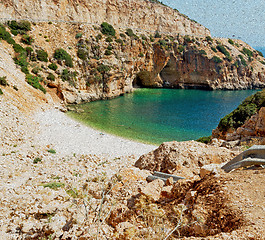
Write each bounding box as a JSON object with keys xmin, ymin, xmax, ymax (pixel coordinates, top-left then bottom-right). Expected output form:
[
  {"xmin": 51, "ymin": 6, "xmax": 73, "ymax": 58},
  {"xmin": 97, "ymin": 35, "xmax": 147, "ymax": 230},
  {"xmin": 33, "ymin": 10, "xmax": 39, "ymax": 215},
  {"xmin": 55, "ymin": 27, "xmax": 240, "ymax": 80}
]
[
  {"xmin": 0, "ymin": 0, "xmax": 210, "ymax": 37},
  {"xmin": 0, "ymin": 1, "xmax": 264, "ymax": 104},
  {"xmin": 212, "ymin": 89, "xmax": 265, "ymax": 143}
]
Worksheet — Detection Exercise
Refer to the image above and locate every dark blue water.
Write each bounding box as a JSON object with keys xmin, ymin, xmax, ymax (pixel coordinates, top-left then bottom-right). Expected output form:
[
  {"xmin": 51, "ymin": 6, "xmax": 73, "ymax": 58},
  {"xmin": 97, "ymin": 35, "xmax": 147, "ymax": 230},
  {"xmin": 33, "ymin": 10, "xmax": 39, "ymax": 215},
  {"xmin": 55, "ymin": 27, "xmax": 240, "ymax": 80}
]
[{"xmin": 68, "ymin": 89, "xmax": 258, "ymax": 144}]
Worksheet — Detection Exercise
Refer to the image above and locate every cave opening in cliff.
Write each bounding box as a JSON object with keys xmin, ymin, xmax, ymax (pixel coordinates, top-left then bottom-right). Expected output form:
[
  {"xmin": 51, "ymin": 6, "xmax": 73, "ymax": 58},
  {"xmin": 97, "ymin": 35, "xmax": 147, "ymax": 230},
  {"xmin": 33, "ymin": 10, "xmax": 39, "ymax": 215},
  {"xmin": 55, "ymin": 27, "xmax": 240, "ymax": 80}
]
[{"xmin": 133, "ymin": 71, "xmax": 152, "ymax": 88}]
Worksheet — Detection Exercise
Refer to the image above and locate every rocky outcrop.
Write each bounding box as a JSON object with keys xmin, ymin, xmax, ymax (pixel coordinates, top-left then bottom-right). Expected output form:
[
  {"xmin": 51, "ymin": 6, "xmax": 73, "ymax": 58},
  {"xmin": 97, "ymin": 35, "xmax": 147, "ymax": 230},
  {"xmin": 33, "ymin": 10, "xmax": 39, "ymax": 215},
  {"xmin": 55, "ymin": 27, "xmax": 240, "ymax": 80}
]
[
  {"xmin": 152, "ymin": 38, "xmax": 265, "ymax": 90},
  {"xmin": 213, "ymin": 107, "xmax": 265, "ymax": 142},
  {"xmin": 0, "ymin": 0, "xmax": 210, "ymax": 37},
  {"xmin": 212, "ymin": 90, "xmax": 265, "ymax": 142},
  {"xmin": 135, "ymin": 141, "xmax": 237, "ymax": 178}
]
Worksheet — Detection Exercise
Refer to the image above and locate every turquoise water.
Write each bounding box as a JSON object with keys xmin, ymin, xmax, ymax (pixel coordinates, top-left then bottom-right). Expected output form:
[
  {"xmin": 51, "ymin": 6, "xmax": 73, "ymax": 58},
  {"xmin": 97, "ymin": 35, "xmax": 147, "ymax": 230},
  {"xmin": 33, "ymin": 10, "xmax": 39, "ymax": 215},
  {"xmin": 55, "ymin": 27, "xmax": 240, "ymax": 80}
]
[{"xmin": 68, "ymin": 89, "xmax": 258, "ymax": 145}]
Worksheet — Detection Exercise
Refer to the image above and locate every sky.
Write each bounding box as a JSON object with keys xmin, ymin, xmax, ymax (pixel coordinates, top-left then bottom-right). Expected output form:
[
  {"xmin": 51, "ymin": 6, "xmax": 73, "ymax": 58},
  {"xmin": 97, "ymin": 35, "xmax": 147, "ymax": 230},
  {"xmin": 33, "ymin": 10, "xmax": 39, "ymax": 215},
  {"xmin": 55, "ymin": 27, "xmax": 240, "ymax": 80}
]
[{"xmin": 162, "ymin": 0, "xmax": 265, "ymax": 47}]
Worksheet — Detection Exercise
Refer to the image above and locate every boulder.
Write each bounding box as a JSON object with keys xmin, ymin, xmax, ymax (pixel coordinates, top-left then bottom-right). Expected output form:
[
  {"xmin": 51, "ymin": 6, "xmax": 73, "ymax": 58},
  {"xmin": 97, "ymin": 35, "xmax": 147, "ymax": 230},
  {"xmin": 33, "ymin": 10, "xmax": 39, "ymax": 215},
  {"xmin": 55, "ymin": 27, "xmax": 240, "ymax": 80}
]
[
  {"xmin": 135, "ymin": 141, "xmax": 236, "ymax": 178},
  {"xmin": 139, "ymin": 179, "xmax": 164, "ymax": 202},
  {"xmin": 200, "ymin": 164, "xmax": 224, "ymax": 178}
]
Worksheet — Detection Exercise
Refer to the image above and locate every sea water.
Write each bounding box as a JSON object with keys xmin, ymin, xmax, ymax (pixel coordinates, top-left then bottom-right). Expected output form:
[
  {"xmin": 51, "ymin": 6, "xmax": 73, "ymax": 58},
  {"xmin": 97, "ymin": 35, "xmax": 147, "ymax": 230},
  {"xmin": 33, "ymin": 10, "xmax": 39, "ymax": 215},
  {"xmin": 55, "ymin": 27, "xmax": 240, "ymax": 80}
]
[{"xmin": 68, "ymin": 89, "xmax": 258, "ymax": 145}]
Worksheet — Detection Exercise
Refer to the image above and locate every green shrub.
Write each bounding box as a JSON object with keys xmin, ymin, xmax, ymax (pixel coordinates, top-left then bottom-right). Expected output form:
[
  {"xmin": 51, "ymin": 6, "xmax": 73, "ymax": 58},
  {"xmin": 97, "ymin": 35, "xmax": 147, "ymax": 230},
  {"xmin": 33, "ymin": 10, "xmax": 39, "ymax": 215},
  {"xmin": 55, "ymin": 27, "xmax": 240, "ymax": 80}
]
[
  {"xmin": 21, "ymin": 66, "xmax": 29, "ymax": 74},
  {"xmin": 257, "ymin": 50, "xmax": 263, "ymax": 57},
  {"xmin": 42, "ymin": 182, "xmax": 64, "ymax": 190},
  {"xmin": 47, "ymin": 73, "xmax": 55, "ymax": 81},
  {"xmin": 125, "ymin": 28, "xmax": 135, "ymax": 37},
  {"xmin": 199, "ymin": 49, "xmax": 207, "ymax": 55},
  {"xmin": 211, "ymin": 47, "xmax": 217, "ymax": 52},
  {"xmin": 77, "ymin": 48, "xmax": 88, "ymax": 60},
  {"xmin": 120, "ymin": 33, "xmax": 126, "ymax": 38},
  {"xmin": 154, "ymin": 31, "xmax": 161, "ymax": 38},
  {"xmin": 97, "ymin": 64, "xmax": 111, "ymax": 73},
  {"xmin": 0, "ymin": 24, "xmax": 12, "ymax": 41},
  {"xmin": 216, "ymin": 44, "xmax": 230, "ymax": 58},
  {"xmin": 219, "ymin": 104, "xmax": 257, "ymax": 131},
  {"xmin": 228, "ymin": 39, "xmax": 234, "ymax": 45},
  {"xmin": 13, "ymin": 52, "xmax": 28, "ymax": 68},
  {"xmin": 239, "ymin": 55, "xmax": 247, "ymax": 66},
  {"xmin": 105, "ymin": 36, "xmax": 113, "ymax": 42},
  {"xmin": 54, "ymin": 48, "xmax": 73, "ymax": 67},
  {"xmin": 115, "ymin": 38, "xmax": 123, "ymax": 44},
  {"xmin": 26, "ymin": 74, "xmax": 46, "ymax": 93},
  {"xmin": 227, "ymin": 55, "xmax": 232, "ymax": 62},
  {"xmin": 141, "ymin": 35, "xmax": 147, "ymax": 41},
  {"xmin": 96, "ymin": 34, "xmax": 102, "ymax": 41},
  {"xmin": 196, "ymin": 136, "xmax": 211, "ymax": 144},
  {"xmin": 6, "ymin": 37, "xmax": 15, "ymax": 45},
  {"xmin": 47, "ymin": 149, "xmax": 56, "ymax": 154},
  {"xmin": 8, "ymin": 20, "xmax": 31, "ymax": 31},
  {"xmin": 21, "ymin": 34, "xmax": 34, "ymax": 44},
  {"xmin": 13, "ymin": 43, "xmax": 25, "ymax": 53},
  {"xmin": 31, "ymin": 67, "xmax": 39, "ymax": 75},
  {"xmin": 212, "ymin": 56, "xmax": 223, "ymax": 63},
  {"xmin": 75, "ymin": 32, "xmax": 83, "ymax": 39},
  {"xmin": 0, "ymin": 76, "xmax": 8, "ymax": 86},
  {"xmin": 150, "ymin": 35, "xmax": 155, "ymax": 42},
  {"xmin": 48, "ymin": 62, "xmax": 58, "ymax": 71},
  {"xmin": 233, "ymin": 60, "xmax": 239, "ymax": 68},
  {"xmin": 218, "ymin": 90, "xmax": 265, "ymax": 131},
  {"xmin": 36, "ymin": 49, "xmax": 48, "ymax": 62},
  {"xmin": 0, "ymin": 88, "xmax": 3, "ymax": 95},
  {"xmin": 260, "ymin": 60, "xmax": 265, "ymax": 65},
  {"xmin": 205, "ymin": 36, "xmax": 213, "ymax": 42},
  {"xmin": 242, "ymin": 47, "xmax": 253, "ymax": 57},
  {"xmin": 139, "ymin": 52, "xmax": 144, "ymax": 57},
  {"xmin": 11, "ymin": 29, "xmax": 18, "ymax": 36},
  {"xmin": 158, "ymin": 39, "xmax": 167, "ymax": 47},
  {"xmin": 25, "ymin": 46, "xmax": 33, "ymax": 55},
  {"xmin": 104, "ymin": 49, "xmax": 112, "ymax": 55},
  {"xmin": 107, "ymin": 45, "xmax": 113, "ymax": 50},
  {"xmin": 33, "ymin": 157, "xmax": 42, "ymax": 164},
  {"xmin": 100, "ymin": 22, "xmax": 115, "ymax": 36},
  {"xmin": 30, "ymin": 53, "xmax": 37, "ymax": 61},
  {"xmin": 61, "ymin": 69, "xmax": 77, "ymax": 86}
]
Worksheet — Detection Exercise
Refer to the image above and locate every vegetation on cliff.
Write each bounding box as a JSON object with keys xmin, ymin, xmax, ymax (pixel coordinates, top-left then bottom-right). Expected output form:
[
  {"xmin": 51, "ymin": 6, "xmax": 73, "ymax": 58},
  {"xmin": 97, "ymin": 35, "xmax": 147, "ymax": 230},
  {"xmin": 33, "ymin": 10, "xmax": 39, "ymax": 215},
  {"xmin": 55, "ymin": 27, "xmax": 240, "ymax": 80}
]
[
  {"xmin": 1, "ymin": 17, "xmax": 264, "ymax": 103},
  {"xmin": 218, "ymin": 89, "xmax": 265, "ymax": 132}
]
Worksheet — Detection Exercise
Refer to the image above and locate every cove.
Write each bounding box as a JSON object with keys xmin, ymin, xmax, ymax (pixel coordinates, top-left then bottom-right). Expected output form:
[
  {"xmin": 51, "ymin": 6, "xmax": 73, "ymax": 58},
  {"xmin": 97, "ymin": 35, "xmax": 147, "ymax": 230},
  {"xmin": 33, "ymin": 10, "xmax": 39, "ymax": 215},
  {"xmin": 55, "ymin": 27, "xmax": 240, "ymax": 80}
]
[{"xmin": 67, "ymin": 89, "xmax": 258, "ymax": 145}]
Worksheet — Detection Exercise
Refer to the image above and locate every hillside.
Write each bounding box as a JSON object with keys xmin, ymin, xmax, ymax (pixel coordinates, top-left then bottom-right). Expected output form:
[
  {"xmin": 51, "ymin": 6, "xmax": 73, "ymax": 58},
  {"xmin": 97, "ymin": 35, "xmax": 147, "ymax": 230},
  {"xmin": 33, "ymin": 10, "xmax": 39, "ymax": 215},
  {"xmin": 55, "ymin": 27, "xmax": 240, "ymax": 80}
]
[{"xmin": 0, "ymin": 19, "xmax": 264, "ymax": 104}]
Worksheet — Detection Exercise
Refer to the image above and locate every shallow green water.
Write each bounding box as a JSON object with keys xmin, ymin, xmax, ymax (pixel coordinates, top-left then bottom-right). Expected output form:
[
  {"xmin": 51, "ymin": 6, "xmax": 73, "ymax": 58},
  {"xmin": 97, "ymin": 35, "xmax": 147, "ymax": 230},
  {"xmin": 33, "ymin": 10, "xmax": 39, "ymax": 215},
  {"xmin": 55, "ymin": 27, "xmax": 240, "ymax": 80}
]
[{"xmin": 68, "ymin": 89, "xmax": 258, "ymax": 145}]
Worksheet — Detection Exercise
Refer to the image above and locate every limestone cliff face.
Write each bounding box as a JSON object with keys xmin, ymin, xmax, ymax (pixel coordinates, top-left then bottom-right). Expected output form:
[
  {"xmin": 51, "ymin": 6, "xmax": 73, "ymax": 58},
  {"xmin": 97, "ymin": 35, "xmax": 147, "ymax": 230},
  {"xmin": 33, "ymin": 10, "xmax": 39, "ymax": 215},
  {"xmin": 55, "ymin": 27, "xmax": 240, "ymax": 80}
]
[
  {"xmin": 0, "ymin": 0, "xmax": 210, "ymax": 37},
  {"xmin": 147, "ymin": 38, "xmax": 265, "ymax": 90},
  {"xmin": 0, "ymin": 1, "xmax": 265, "ymax": 104}
]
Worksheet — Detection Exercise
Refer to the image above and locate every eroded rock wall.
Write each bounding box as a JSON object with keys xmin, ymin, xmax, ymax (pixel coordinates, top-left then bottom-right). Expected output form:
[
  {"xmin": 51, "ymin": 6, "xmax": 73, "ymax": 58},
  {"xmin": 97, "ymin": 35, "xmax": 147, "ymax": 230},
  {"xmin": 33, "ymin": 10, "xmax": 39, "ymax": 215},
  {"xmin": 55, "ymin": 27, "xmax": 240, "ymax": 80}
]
[
  {"xmin": 0, "ymin": 1, "xmax": 264, "ymax": 104},
  {"xmin": 0, "ymin": 0, "xmax": 210, "ymax": 37}
]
